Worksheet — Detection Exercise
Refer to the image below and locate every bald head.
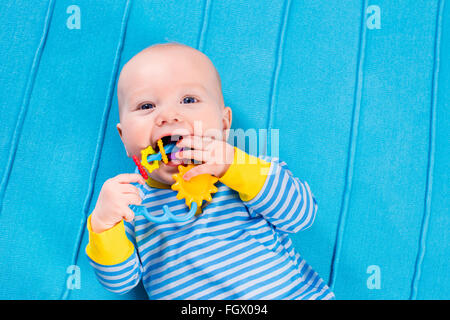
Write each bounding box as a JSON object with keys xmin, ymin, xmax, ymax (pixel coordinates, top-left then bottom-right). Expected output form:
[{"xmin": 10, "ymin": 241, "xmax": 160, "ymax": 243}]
[
  {"xmin": 117, "ymin": 42, "xmax": 224, "ymax": 119},
  {"xmin": 141, "ymin": 42, "xmax": 223, "ymax": 94}
]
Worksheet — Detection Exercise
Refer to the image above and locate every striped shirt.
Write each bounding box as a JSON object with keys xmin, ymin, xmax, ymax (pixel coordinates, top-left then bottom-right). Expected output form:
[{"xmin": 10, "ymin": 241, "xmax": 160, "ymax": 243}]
[{"xmin": 87, "ymin": 155, "xmax": 334, "ymax": 300}]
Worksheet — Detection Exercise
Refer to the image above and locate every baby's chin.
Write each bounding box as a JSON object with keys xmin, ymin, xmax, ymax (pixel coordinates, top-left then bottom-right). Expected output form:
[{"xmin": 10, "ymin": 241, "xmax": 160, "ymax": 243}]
[{"xmin": 150, "ymin": 162, "xmax": 183, "ymax": 185}]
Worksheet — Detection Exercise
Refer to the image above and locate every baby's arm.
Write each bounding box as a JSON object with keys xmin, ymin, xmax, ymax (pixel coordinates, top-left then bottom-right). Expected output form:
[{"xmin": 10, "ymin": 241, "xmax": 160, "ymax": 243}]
[
  {"xmin": 85, "ymin": 174, "xmax": 145, "ymax": 294},
  {"xmin": 219, "ymin": 147, "xmax": 318, "ymax": 233},
  {"xmin": 86, "ymin": 216, "xmax": 143, "ymax": 294}
]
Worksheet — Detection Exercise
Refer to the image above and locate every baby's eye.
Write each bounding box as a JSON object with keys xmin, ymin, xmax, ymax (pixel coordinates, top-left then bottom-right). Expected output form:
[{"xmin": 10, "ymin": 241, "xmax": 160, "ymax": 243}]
[
  {"xmin": 181, "ymin": 96, "xmax": 198, "ymax": 104},
  {"xmin": 139, "ymin": 103, "xmax": 155, "ymax": 110}
]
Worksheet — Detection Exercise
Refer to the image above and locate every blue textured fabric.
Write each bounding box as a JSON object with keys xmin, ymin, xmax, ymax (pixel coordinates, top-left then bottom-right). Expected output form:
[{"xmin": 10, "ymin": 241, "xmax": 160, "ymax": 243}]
[{"xmin": 0, "ymin": 0, "xmax": 448, "ymax": 299}]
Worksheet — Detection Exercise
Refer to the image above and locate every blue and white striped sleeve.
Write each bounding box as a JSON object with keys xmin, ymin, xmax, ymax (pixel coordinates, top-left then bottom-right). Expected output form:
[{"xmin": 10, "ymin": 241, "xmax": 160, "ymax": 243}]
[
  {"xmin": 88, "ymin": 249, "xmax": 143, "ymax": 294},
  {"xmin": 85, "ymin": 216, "xmax": 143, "ymax": 295},
  {"xmin": 243, "ymin": 157, "xmax": 319, "ymax": 234}
]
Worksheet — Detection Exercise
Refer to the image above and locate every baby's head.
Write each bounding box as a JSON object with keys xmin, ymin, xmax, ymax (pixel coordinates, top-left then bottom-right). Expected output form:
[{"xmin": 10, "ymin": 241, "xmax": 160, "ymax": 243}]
[{"xmin": 116, "ymin": 42, "xmax": 232, "ymax": 185}]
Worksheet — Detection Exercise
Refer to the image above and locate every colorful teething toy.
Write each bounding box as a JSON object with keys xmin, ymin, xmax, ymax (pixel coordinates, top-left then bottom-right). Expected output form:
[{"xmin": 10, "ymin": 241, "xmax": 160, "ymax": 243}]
[
  {"xmin": 172, "ymin": 164, "xmax": 218, "ymax": 215},
  {"xmin": 129, "ymin": 138, "xmax": 218, "ymax": 223}
]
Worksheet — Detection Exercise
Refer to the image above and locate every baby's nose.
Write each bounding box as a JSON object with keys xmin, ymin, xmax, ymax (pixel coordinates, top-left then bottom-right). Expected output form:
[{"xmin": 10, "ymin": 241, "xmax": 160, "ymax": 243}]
[{"xmin": 155, "ymin": 111, "xmax": 181, "ymax": 126}]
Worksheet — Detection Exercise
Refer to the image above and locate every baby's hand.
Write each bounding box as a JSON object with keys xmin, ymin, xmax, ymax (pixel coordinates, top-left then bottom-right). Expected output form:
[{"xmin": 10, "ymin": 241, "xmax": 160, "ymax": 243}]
[
  {"xmin": 175, "ymin": 135, "xmax": 235, "ymax": 181},
  {"xmin": 90, "ymin": 173, "xmax": 146, "ymax": 233}
]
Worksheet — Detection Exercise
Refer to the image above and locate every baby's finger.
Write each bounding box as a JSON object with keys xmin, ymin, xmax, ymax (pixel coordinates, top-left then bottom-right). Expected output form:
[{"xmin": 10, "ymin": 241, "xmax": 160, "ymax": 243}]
[
  {"xmin": 125, "ymin": 193, "xmax": 142, "ymax": 206},
  {"xmin": 114, "ymin": 173, "xmax": 146, "ymax": 185},
  {"xmin": 123, "ymin": 206, "xmax": 135, "ymax": 222},
  {"xmin": 175, "ymin": 149, "xmax": 210, "ymax": 164},
  {"xmin": 182, "ymin": 163, "xmax": 214, "ymax": 181},
  {"xmin": 177, "ymin": 135, "xmax": 213, "ymax": 151},
  {"xmin": 119, "ymin": 184, "xmax": 141, "ymax": 196}
]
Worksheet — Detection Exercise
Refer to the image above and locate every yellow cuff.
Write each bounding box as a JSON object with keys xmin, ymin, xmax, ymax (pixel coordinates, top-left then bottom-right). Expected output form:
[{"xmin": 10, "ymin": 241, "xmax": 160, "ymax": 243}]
[
  {"xmin": 85, "ymin": 215, "xmax": 135, "ymax": 265},
  {"xmin": 219, "ymin": 147, "xmax": 271, "ymax": 201}
]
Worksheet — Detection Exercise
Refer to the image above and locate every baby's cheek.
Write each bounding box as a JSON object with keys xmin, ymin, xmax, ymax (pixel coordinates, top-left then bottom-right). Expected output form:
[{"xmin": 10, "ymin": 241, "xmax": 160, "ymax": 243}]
[
  {"xmin": 128, "ymin": 129, "xmax": 152, "ymax": 148},
  {"xmin": 191, "ymin": 109, "xmax": 223, "ymax": 133}
]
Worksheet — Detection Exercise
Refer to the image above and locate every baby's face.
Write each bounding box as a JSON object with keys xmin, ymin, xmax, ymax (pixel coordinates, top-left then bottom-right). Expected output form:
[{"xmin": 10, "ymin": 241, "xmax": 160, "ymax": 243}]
[{"xmin": 116, "ymin": 44, "xmax": 231, "ymax": 185}]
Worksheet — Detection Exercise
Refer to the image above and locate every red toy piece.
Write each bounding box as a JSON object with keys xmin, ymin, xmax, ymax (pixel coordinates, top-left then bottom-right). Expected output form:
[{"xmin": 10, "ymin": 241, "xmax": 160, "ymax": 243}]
[{"xmin": 132, "ymin": 155, "xmax": 148, "ymax": 180}]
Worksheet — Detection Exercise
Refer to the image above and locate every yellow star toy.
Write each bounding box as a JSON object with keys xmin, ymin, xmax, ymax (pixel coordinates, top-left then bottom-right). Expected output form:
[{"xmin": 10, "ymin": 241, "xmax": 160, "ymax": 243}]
[
  {"xmin": 171, "ymin": 164, "xmax": 219, "ymax": 215},
  {"xmin": 140, "ymin": 145, "xmax": 160, "ymax": 173}
]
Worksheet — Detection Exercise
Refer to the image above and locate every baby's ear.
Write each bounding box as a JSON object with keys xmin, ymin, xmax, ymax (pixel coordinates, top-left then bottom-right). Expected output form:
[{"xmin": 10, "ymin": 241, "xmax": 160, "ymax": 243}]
[
  {"xmin": 116, "ymin": 123, "xmax": 123, "ymax": 138},
  {"xmin": 116, "ymin": 123, "xmax": 129, "ymax": 157},
  {"xmin": 222, "ymin": 106, "xmax": 232, "ymax": 131}
]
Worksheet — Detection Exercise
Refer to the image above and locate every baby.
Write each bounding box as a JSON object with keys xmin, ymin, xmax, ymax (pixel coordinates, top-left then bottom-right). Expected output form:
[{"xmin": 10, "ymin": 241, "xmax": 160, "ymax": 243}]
[{"xmin": 85, "ymin": 42, "xmax": 334, "ymax": 300}]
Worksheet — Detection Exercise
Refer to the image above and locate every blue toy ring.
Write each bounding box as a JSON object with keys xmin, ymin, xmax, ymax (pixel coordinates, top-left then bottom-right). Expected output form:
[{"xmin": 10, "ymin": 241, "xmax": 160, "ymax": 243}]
[{"xmin": 129, "ymin": 202, "xmax": 198, "ymax": 223}]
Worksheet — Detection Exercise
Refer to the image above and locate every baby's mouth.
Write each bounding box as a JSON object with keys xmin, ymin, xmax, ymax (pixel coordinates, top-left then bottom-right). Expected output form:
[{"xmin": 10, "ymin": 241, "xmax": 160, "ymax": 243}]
[
  {"xmin": 153, "ymin": 134, "xmax": 187, "ymax": 166},
  {"xmin": 153, "ymin": 134, "xmax": 182, "ymax": 153}
]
